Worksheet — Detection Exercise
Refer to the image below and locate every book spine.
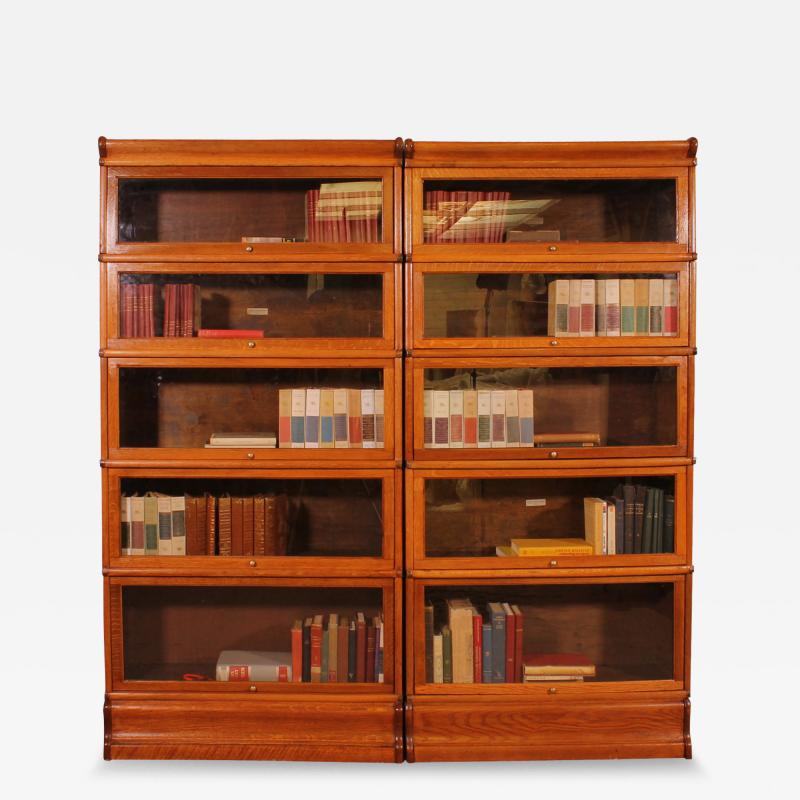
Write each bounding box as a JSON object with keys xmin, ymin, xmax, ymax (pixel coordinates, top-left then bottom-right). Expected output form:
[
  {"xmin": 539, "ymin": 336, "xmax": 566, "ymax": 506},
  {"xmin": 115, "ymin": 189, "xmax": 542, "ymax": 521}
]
[
  {"xmin": 253, "ymin": 495, "xmax": 265, "ymax": 556},
  {"xmin": 504, "ymin": 605, "xmax": 516, "ymax": 683},
  {"xmin": 356, "ymin": 616, "xmax": 366, "ymax": 682},
  {"xmin": 155, "ymin": 497, "xmax": 171, "ymax": 556},
  {"xmin": 302, "ymin": 620, "xmax": 311, "ymax": 682},
  {"xmin": 217, "ymin": 496, "xmax": 232, "ymax": 556},
  {"xmin": 120, "ymin": 495, "xmax": 131, "ymax": 555},
  {"xmin": 490, "ymin": 390, "xmax": 506, "ymax": 448},
  {"xmin": 595, "ymin": 279, "xmax": 607, "ymax": 336},
  {"xmin": 333, "ymin": 388, "xmax": 349, "ymax": 448},
  {"xmin": 337, "ymin": 618, "xmax": 349, "ymax": 684},
  {"xmin": 423, "ymin": 389, "xmax": 433, "ymax": 448},
  {"xmin": 649, "ymin": 277, "xmax": 664, "ymax": 336},
  {"xmin": 348, "ymin": 389, "xmax": 362, "ymax": 448},
  {"xmin": 376, "ymin": 619, "xmax": 384, "ymax": 683},
  {"xmin": 472, "ymin": 612, "xmax": 482, "ymax": 683},
  {"xmin": 304, "ymin": 387, "xmax": 320, "ymax": 448},
  {"xmin": 373, "ymin": 389, "xmax": 384, "ymax": 449},
  {"xmin": 230, "ymin": 496, "xmax": 243, "ymax": 556},
  {"xmin": 424, "ymin": 604, "xmax": 434, "ymax": 683},
  {"xmin": 348, "ymin": 621, "xmax": 357, "ymax": 682},
  {"xmin": 504, "ymin": 389, "xmax": 520, "ymax": 447},
  {"xmin": 242, "ymin": 496, "xmax": 254, "ymax": 556},
  {"xmin": 433, "ymin": 634, "xmax": 444, "ymax": 683},
  {"xmin": 481, "ymin": 622, "xmax": 492, "ymax": 684},
  {"xmin": 366, "ymin": 624, "xmax": 376, "ymax": 682},
  {"xmin": 170, "ymin": 495, "xmax": 186, "ymax": 556},
  {"xmin": 579, "ymin": 278, "xmax": 595, "ymax": 336},
  {"xmin": 310, "ymin": 618, "xmax": 323, "ymax": 683},
  {"xmin": 463, "ymin": 390, "xmax": 478, "ymax": 447},
  {"xmin": 567, "ymin": 279, "xmax": 581, "ymax": 336},
  {"xmin": 548, "ymin": 279, "xmax": 570, "ymax": 337},
  {"xmin": 432, "ymin": 390, "xmax": 449, "ymax": 449},
  {"xmin": 490, "ymin": 608, "xmax": 505, "ymax": 683},
  {"xmin": 319, "ymin": 388, "xmax": 335, "ymax": 448},
  {"xmin": 360, "ymin": 388, "xmax": 376, "ymax": 449},
  {"xmin": 291, "ymin": 623, "xmax": 302, "ymax": 683},
  {"xmin": 663, "ymin": 277, "xmax": 679, "ymax": 336},
  {"xmin": 634, "ymin": 278, "xmax": 650, "ymax": 335},
  {"xmin": 620, "ymin": 278, "xmax": 636, "ymax": 335},
  {"xmin": 328, "ymin": 616, "xmax": 338, "ymax": 682},
  {"xmin": 290, "ymin": 389, "xmax": 306, "ymax": 448},
  {"xmin": 205, "ymin": 494, "xmax": 216, "ymax": 555},
  {"xmin": 605, "ymin": 277, "xmax": 621, "ymax": 336},
  {"xmin": 513, "ymin": 606, "xmax": 523, "ymax": 683},
  {"xmin": 278, "ymin": 389, "xmax": 291, "ymax": 448},
  {"xmin": 143, "ymin": 495, "xmax": 159, "ymax": 555},
  {"xmin": 448, "ymin": 390, "xmax": 464, "ymax": 448},
  {"xmin": 442, "ymin": 626, "xmax": 452, "ymax": 684},
  {"xmin": 518, "ymin": 389, "xmax": 534, "ymax": 447},
  {"xmin": 664, "ymin": 494, "xmax": 675, "ymax": 552},
  {"xmin": 477, "ymin": 390, "xmax": 491, "ymax": 448},
  {"xmin": 321, "ymin": 629, "xmax": 328, "ymax": 683}
]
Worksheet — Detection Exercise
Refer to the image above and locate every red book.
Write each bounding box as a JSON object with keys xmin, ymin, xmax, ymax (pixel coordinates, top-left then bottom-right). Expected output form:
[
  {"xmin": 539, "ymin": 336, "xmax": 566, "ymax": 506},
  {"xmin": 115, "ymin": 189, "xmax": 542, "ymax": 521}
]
[
  {"xmin": 197, "ymin": 329, "xmax": 265, "ymax": 338},
  {"xmin": 503, "ymin": 603, "xmax": 516, "ymax": 683},
  {"xmin": 366, "ymin": 624, "xmax": 376, "ymax": 682},
  {"xmin": 310, "ymin": 615, "xmax": 323, "ymax": 683},
  {"xmin": 472, "ymin": 610, "xmax": 483, "ymax": 683},
  {"xmin": 291, "ymin": 620, "xmax": 302, "ymax": 683},
  {"xmin": 120, "ymin": 284, "xmax": 132, "ymax": 337},
  {"xmin": 355, "ymin": 612, "xmax": 367, "ymax": 682},
  {"xmin": 512, "ymin": 604, "xmax": 523, "ymax": 682}
]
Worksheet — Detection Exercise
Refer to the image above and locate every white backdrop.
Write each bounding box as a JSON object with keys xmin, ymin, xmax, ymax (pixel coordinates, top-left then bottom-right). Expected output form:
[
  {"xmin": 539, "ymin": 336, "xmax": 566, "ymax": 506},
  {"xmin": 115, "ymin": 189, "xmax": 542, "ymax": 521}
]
[{"xmin": 2, "ymin": 1, "xmax": 798, "ymax": 797}]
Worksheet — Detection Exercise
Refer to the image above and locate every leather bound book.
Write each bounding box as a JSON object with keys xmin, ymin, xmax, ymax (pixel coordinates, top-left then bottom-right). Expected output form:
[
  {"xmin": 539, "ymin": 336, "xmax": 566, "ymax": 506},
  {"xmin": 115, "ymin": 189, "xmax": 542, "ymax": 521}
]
[
  {"xmin": 276, "ymin": 494, "xmax": 289, "ymax": 555},
  {"xmin": 441, "ymin": 625, "xmax": 453, "ymax": 683},
  {"xmin": 653, "ymin": 488, "xmax": 664, "ymax": 553},
  {"xmin": 184, "ymin": 496, "xmax": 200, "ymax": 556},
  {"xmin": 446, "ymin": 598, "xmax": 475, "ymax": 684},
  {"xmin": 310, "ymin": 615, "xmax": 323, "ymax": 683},
  {"xmin": 502, "ymin": 602, "xmax": 516, "ymax": 684},
  {"xmin": 327, "ymin": 614, "xmax": 339, "ymax": 682},
  {"xmin": 481, "ymin": 621, "xmax": 493, "ymax": 684},
  {"xmin": 633, "ymin": 485, "xmax": 646, "ymax": 554},
  {"xmin": 511, "ymin": 604, "xmax": 524, "ymax": 683},
  {"xmin": 356, "ymin": 612, "xmax": 367, "ymax": 682},
  {"xmin": 321, "ymin": 629, "xmax": 328, "ymax": 684},
  {"xmin": 205, "ymin": 494, "xmax": 216, "ymax": 555},
  {"xmin": 424, "ymin": 604, "xmax": 434, "ymax": 683},
  {"xmin": 242, "ymin": 496, "xmax": 254, "ymax": 556},
  {"xmin": 472, "ymin": 608, "xmax": 483, "ymax": 683},
  {"xmin": 663, "ymin": 495, "xmax": 675, "ymax": 553},
  {"xmin": 366, "ymin": 623, "xmax": 376, "ymax": 682},
  {"xmin": 263, "ymin": 496, "xmax": 276, "ymax": 555},
  {"xmin": 253, "ymin": 495, "xmax": 266, "ymax": 556},
  {"xmin": 337, "ymin": 616, "xmax": 349, "ymax": 683},
  {"xmin": 291, "ymin": 620, "xmax": 303, "ymax": 683},
  {"xmin": 302, "ymin": 617, "xmax": 312, "ymax": 682},
  {"xmin": 348, "ymin": 620, "xmax": 357, "ymax": 682},
  {"xmin": 622, "ymin": 484, "xmax": 636, "ymax": 554},
  {"xmin": 217, "ymin": 495, "xmax": 232, "ymax": 556},
  {"xmin": 642, "ymin": 488, "xmax": 655, "ymax": 553},
  {"xmin": 230, "ymin": 496, "xmax": 244, "ymax": 556}
]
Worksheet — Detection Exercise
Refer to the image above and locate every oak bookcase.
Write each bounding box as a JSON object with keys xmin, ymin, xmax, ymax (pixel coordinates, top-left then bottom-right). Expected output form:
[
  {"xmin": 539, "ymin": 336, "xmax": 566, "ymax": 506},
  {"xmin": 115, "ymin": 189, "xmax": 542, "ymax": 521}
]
[{"xmin": 100, "ymin": 137, "xmax": 696, "ymax": 762}]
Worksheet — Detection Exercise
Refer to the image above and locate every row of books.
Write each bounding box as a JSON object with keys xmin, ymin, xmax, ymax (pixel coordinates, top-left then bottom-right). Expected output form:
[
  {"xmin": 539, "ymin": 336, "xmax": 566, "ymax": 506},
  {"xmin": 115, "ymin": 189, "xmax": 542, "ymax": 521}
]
[
  {"xmin": 305, "ymin": 182, "xmax": 382, "ymax": 243},
  {"xmin": 547, "ymin": 278, "xmax": 679, "ymax": 337},
  {"xmin": 120, "ymin": 493, "xmax": 289, "ymax": 556},
  {"xmin": 278, "ymin": 388, "xmax": 385, "ymax": 449},
  {"xmin": 119, "ymin": 283, "xmax": 197, "ymax": 338},
  {"xmin": 216, "ymin": 613, "xmax": 385, "ymax": 683}
]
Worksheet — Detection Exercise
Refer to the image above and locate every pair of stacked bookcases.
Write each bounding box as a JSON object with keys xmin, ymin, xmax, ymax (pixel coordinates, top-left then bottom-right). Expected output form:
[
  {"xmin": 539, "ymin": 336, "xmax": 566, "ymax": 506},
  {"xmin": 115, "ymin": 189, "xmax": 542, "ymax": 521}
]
[{"xmin": 100, "ymin": 137, "xmax": 696, "ymax": 761}]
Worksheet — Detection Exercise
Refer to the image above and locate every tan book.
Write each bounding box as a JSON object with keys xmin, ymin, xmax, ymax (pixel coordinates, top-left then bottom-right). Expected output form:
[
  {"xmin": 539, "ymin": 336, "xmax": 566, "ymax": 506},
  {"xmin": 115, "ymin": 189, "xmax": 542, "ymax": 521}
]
[
  {"xmin": 155, "ymin": 495, "xmax": 171, "ymax": 556},
  {"xmin": 595, "ymin": 279, "xmax": 607, "ymax": 336},
  {"xmin": 649, "ymin": 277, "xmax": 664, "ymax": 336},
  {"xmin": 130, "ymin": 496, "xmax": 146, "ymax": 556},
  {"xmin": 448, "ymin": 390, "xmax": 464, "ymax": 448},
  {"xmin": 432, "ymin": 390, "xmax": 450, "ymax": 449},
  {"xmin": 432, "ymin": 633, "xmax": 444, "ymax": 684},
  {"xmin": 579, "ymin": 278, "xmax": 596, "ymax": 336},
  {"xmin": 634, "ymin": 278, "xmax": 650, "ymax": 335},
  {"xmin": 523, "ymin": 674, "xmax": 586, "ymax": 682},
  {"xmin": 620, "ymin": 278, "xmax": 636, "ymax": 335},
  {"xmin": 290, "ymin": 389, "xmax": 306, "ymax": 448},
  {"xmin": 423, "ymin": 389, "xmax": 434, "ymax": 448},
  {"xmin": 547, "ymin": 279, "xmax": 570, "ymax": 338},
  {"xmin": 605, "ymin": 500, "xmax": 616, "ymax": 556},
  {"xmin": 567, "ymin": 279, "xmax": 581, "ymax": 336},
  {"xmin": 348, "ymin": 389, "xmax": 363, "ymax": 448},
  {"xmin": 253, "ymin": 495, "xmax": 265, "ymax": 556},
  {"xmin": 217, "ymin": 495, "xmax": 232, "ymax": 556},
  {"xmin": 495, "ymin": 545, "xmax": 515, "ymax": 556},
  {"xmin": 490, "ymin": 389, "xmax": 506, "ymax": 447},
  {"xmin": 374, "ymin": 389, "xmax": 385, "ymax": 448},
  {"xmin": 242, "ymin": 496, "xmax": 254, "ymax": 556},
  {"xmin": 446, "ymin": 598, "xmax": 475, "ymax": 684},
  {"xmin": 583, "ymin": 497, "xmax": 608, "ymax": 555},
  {"xmin": 477, "ymin": 390, "xmax": 491, "ymax": 448},
  {"xmin": 518, "ymin": 389, "xmax": 534, "ymax": 447},
  {"xmin": 327, "ymin": 613, "xmax": 339, "ymax": 682},
  {"xmin": 143, "ymin": 493, "xmax": 159, "ymax": 555},
  {"xmin": 504, "ymin": 389, "xmax": 520, "ymax": 447},
  {"xmin": 605, "ymin": 278, "xmax": 621, "ymax": 336},
  {"xmin": 663, "ymin": 277, "xmax": 679, "ymax": 336}
]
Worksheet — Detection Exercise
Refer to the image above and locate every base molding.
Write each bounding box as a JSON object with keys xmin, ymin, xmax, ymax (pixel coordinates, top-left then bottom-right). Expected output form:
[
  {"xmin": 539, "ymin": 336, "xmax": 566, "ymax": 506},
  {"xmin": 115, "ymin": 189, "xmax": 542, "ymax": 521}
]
[
  {"xmin": 407, "ymin": 692, "xmax": 690, "ymax": 762},
  {"xmin": 105, "ymin": 692, "xmax": 403, "ymax": 762}
]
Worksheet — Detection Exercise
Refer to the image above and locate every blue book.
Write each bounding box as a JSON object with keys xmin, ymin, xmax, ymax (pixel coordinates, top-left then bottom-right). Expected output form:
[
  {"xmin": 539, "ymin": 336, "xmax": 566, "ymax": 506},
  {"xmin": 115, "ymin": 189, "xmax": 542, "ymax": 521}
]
[
  {"xmin": 481, "ymin": 622, "xmax": 493, "ymax": 683},
  {"xmin": 488, "ymin": 602, "xmax": 506, "ymax": 683}
]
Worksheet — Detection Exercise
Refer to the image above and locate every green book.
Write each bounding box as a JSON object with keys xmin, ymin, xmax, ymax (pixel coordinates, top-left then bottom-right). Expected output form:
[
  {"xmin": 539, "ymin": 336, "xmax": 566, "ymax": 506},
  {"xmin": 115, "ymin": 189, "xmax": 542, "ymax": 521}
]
[
  {"xmin": 143, "ymin": 494, "xmax": 159, "ymax": 554},
  {"xmin": 442, "ymin": 625, "xmax": 453, "ymax": 684},
  {"xmin": 663, "ymin": 495, "xmax": 675, "ymax": 553},
  {"xmin": 642, "ymin": 488, "xmax": 655, "ymax": 553},
  {"xmin": 321, "ymin": 629, "xmax": 328, "ymax": 683}
]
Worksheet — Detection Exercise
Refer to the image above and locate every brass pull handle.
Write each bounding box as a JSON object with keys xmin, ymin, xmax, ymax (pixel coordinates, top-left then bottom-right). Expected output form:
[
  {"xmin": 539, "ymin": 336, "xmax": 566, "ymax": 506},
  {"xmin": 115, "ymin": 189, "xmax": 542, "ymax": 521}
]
[
  {"xmin": 549, "ymin": 450, "xmax": 558, "ymax": 459},
  {"xmin": 249, "ymin": 560, "xmax": 256, "ymax": 567},
  {"xmin": 245, "ymin": 245, "xmax": 254, "ymax": 253},
  {"xmin": 249, "ymin": 684, "xmax": 257, "ymax": 692},
  {"xmin": 247, "ymin": 341, "xmax": 256, "ymax": 348},
  {"xmin": 247, "ymin": 452, "xmax": 254, "ymax": 459},
  {"xmin": 550, "ymin": 340, "xmax": 558, "ymax": 346},
  {"xmin": 549, "ymin": 559, "xmax": 558, "ymax": 567},
  {"xmin": 548, "ymin": 687, "xmax": 557, "ymax": 695},
  {"xmin": 548, "ymin": 245, "xmax": 557, "ymax": 252}
]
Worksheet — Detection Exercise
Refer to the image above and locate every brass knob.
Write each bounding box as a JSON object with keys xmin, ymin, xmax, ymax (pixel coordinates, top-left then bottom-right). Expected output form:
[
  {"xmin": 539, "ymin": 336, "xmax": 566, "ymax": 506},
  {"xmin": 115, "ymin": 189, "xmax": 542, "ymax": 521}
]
[
  {"xmin": 548, "ymin": 687, "xmax": 557, "ymax": 695},
  {"xmin": 548, "ymin": 245, "xmax": 557, "ymax": 252},
  {"xmin": 245, "ymin": 245, "xmax": 254, "ymax": 252},
  {"xmin": 247, "ymin": 452, "xmax": 254, "ymax": 459},
  {"xmin": 550, "ymin": 340, "xmax": 558, "ymax": 346},
  {"xmin": 549, "ymin": 559, "xmax": 558, "ymax": 567},
  {"xmin": 549, "ymin": 450, "xmax": 558, "ymax": 458},
  {"xmin": 247, "ymin": 341, "xmax": 256, "ymax": 348},
  {"xmin": 249, "ymin": 560, "xmax": 256, "ymax": 567},
  {"xmin": 249, "ymin": 684, "xmax": 257, "ymax": 692}
]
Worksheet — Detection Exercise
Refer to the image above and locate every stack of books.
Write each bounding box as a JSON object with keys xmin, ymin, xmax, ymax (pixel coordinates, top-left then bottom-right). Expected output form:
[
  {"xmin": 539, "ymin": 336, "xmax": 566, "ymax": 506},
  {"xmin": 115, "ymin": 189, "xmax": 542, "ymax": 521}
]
[
  {"xmin": 205, "ymin": 432, "xmax": 276, "ymax": 449},
  {"xmin": 522, "ymin": 653, "xmax": 596, "ymax": 683},
  {"xmin": 120, "ymin": 492, "xmax": 289, "ymax": 556},
  {"xmin": 119, "ymin": 282, "xmax": 156, "ymax": 337},
  {"xmin": 424, "ymin": 599, "xmax": 524, "ymax": 684},
  {"xmin": 496, "ymin": 538, "xmax": 594, "ymax": 557},
  {"xmin": 547, "ymin": 277, "xmax": 679, "ymax": 337},
  {"xmin": 291, "ymin": 613, "xmax": 384, "ymax": 683},
  {"xmin": 278, "ymin": 388, "xmax": 384, "ymax": 449},
  {"xmin": 422, "ymin": 388, "xmax": 534, "ymax": 448},
  {"xmin": 305, "ymin": 181, "xmax": 382, "ymax": 243},
  {"xmin": 163, "ymin": 283, "xmax": 196, "ymax": 337}
]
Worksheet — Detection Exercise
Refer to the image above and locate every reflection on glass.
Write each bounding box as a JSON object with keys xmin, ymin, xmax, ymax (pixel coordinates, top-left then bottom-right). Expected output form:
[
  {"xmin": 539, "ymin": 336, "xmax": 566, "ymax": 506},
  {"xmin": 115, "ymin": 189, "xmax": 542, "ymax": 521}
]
[
  {"xmin": 118, "ymin": 273, "xmax": 382, "ymax": 339},
  {"xmin": 423, "ymin": 273, "xmax": 679, "ymax": 339},
  {"xmin": 423, "ymin": 583, "xmax": 673, "ymax": 684},
  {"xmin": 423, "ymin": 180, "xmax": 676, "ymax": 243},
  {"xmin": 122, "ymin": 585, "xmax": 384, "ymax": 683},
  {"xmin": 422, "ymin": 366, "xmax": 677, "ymax": 449},
  {"xmin": 424, "ymin": 476, "xmax": 676, "ymax": 557},
  {"xmin": 118, "ymin": 179, "xmax": 383, "ymax": 243}
]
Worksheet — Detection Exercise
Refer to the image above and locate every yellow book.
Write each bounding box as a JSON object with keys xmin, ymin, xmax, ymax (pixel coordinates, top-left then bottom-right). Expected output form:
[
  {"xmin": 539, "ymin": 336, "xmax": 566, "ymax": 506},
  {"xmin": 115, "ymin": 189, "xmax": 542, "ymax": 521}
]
[{"xmin": 509, "ymin": 537, "xmax": 594, "ymax": 556}]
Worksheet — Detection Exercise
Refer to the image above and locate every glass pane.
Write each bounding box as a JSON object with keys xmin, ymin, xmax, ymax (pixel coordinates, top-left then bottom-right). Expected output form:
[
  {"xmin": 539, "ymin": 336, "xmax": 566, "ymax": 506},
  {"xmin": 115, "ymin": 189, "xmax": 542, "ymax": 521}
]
[
  {"xmin": 118, "ymin": 178, "xmax": 383, "ymax": 243},
  {"xmin": 118, "ymin": 367, "xmax": 385, "ymax": 450},
  {"xmin": 423, "ymin": 583, "xmax": 673, "ymax": 684},
  {"xmin": 122, "ymin": 585, "xmax": 385, "ymax": 683},
  {"xmin": 118, "ymin": 273, "xmax": 382, "ymax": 339},
  {"xmin": 423, "ymin": 180, "xmax": 676, "ymax": 243},
  {"xmin": 119, "ymin": 477, "xmax": 383, "ymax": 557},
  {"xmin": 423, "ymin": 273, "xmax": 679, "ymax": 339},
  {"xmin": 422, "ymin": 366, "xmax": 676, "ymax": 449},
  {"xmin": 425, "ymin": 476, "xmax": 676, "ymax": 557}
]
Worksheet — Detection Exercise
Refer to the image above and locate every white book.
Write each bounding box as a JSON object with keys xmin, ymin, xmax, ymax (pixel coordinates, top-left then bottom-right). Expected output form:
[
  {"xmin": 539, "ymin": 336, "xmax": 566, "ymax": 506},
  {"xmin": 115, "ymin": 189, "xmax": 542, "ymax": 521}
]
[
  {"xmin": 120, "ymin": 495, "xmax": 132, "ymax": 556},
  {"xmin": 432, "ymin": 390, "xmax": 450, "ymax": 449},
  {"xmin": 490, "ymin": 390, "xmax": 506, "ymax": 447},
  {"xmin": 333, "ymin": 388, "xmax": 349, "ymax": 448},
  {"xmin": 423, "ymin": 389, "xmax": 434, "ymax": 448},
  {"xmin": 595, "ymin": 279, "xmax": 607, "ymax": 336},
  {"xmin": 156, "ymin": 495, "xmax": 172, "ymax": 556},
  {"xmin": 129, "ymin": 496, "xmax": 145, "ymax": 556},
  {"xmin": 477, "ymin": 390, "xmax": 492, "ymax": 448},
  {"xmin": 518, "ymin": 389, "xmax": 534, "ymax": 447},
  {"xmin": 579, "ymin": 278, "xmax": 596, "ymax": 336},
  {"xmin": 170, "ymin": 495, "xmax": 186, "ymax": 556},
  {"xmin": 374, "ymin": 389, "xmax": 385, "ymax": 448},
  {"xmin": 304, "ymin": 388, "xmax": 320, "ymax": 448},
  {"xmin": 291, "ymin": 388, "xmax": 306, "ymax": 449},
  {"xmin": 361, "ymin": 388, "xmax": 376, "ymax": 449},
  {"xmin": 504, "ymin": 389, "xmax": 520, "ymax": 447},
  {"xmin": 605, "ymin": 278, "xmax": 621, "ymax": 336},
  {"xmin": 449, "ymin": 390, "xmax": 464, "ymax": 448}
]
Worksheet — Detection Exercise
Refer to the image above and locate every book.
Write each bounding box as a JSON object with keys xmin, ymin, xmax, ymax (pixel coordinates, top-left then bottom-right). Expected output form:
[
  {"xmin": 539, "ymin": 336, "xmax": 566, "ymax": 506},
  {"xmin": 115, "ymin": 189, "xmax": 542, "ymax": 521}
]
[
  {"xmin": 663, "ymin": 277, "xmax": 679, "ymax": 336},
  {"xmin": 424, "ymin": 604, "xmax": 434, "ymax": 683},
  {"xmin": 242, "ymin": 496, "xmax": 254, "ymax": 556},
  {"xmin": 509, "ymin": 537, "xmax": 594, "ymax": 556},
  {"xmin": 230, "ymin": 496, "xmax": 243, "ymax": 556},
  {"xmin": 441, "ymin": 625, "xmax": 453, "ymax": 683},
  {"xmin": 155, "ymin": 495, "xmax": 171, "ymax": 556},
  {"xmin": 620, "ymin": 278, "xmax": 636, "ymax": 335},
  {"xmin": 290, "ymin": 389, "xmax": 305, "ymax": 448},
  {"xmin": 170, "ymin": 495, "xmax": 186, "ymax": 556},
  {"xmin": 605, "ymin": 278, "xmax": 621, "ymax": 336},
  {"xmin": 534, "ymin": 432, "xmax": 601, "ymax": 447},
  {"xmin": 653, "ymin": 487, "xmax": 664, "ymax": 553},
  {"xmin": 547, "ymin": 279, "xmax": 570, "ymax": 338},
  {"xmin": 634, "ymin": 278, "xmax": 650, "ymax": 335},
  {"xmin": 518, "ymin": 389, "xmax": 534, "ymax": 447},
  {"xmin": 495, "ymin": 545, "xmax": 515, "ymax": 556},
  {"xmin": 291, "ymin": 620, "xmax": 303, "ymax": 683},
  {"xmin": 505, "ymin": 389, "xmax": 520, "ymax": 447},
  {"xmin": 604, "ymin": 496, "xmax": 616, "ymax": 556},
  {"xmin": 143, "ymin": 494, "xmax": 159, "ymax": 555},
  {"xmin": 523, "ymin": 674, "xmax": 585, "ymax": 682},
  {"xmin": 302, "ymin": 618, "xmax": 312, "ymax": 682},
  {"xmin": 432, "ymin": 390, "xmax": 449, "ymax": 448},
  {"xmin": 278, "ymin": 389, "xmax": 291, "ymax": 448},
  {"xmin": 208, "ymin": 433, "xmax": 277, "ymax": 447},
  {"xmin": 649, "ymin": 278, "xmax": 664, "ymax": 335},
  {"xmin": 348, "ymin": 389, "xmax": 363, "ymax": 448},
  {"xmin": 321, "ymin": 629, "xmax": 328, "ymax": 683},
  {"xmin": 356, "ymin": 612, "xmax": 367, "ymax": 681},
  {"xmin": 472, "ymin": 607, "xmax": 483, "ymax": 683},
  {"xmin": 579, "ymin": 278, "xmax": 595, "ymax": 336},
  {"xmin": 567, "ymin": 279, "xmax": 581, "ymax": 336},
  {"xmin": 217, "ymin": 495, "xmax": 232, "ymax": 556},
  {"xmin": 511, "ymin": 604, "xmax": 523, "ymax": 684},
  {"xmin": 423, "ymin": 389, "xmax": 433, "ymax": 448},
  {"xmin": 607, "ymin": 496, "xmax": 624, "ymax": 555},
  {"xmin": 522, "ymin": 653, "xmax": 596, "ymax": 677},
  {"xmin": 477, "ymin": 390, "xmax": 491, "ymax": 448},
  {"xmin": 197, "ymin": 329, "xmax": 265, "ymax": 338},
  {"xmin": 347, "ymin": 620, "xmax": 357, "ymax": 682},
  {"xmin": 622, "ymin": 483, "xmax": 636, "ymax": 554},
  {"xmin": 337, "ymin": 616, "xmax": 349, "ymax": 684},
  {"xmin": 361, "ymin": 389, "xmax": 376, "ymax": 448},
  {"xmin": 310, "ymin": 614, "xmax": 323, "ymax": 683},
  {"xmin": 488, "ymin": 602, "xmax": 506, "ymax": 682},
  {"xmin": 481, "ymin": 621, "xmax": 493, "ymax": 683},
  {"xmin": 584, "ymin": 497, "xmax": 607, "ymax": 555},
  {"xmin": 490, "ymin": 390, "xmax": 506, "ymax": 448},
  {"xmin": 595, "ymin": 279, "xmax": 607, "ymax": 336},
  {"xmin": 432, "ymin": 633, "xmax": 444, "ymax": 683},
  {"xmin": 633, "ymin": 485, "xmax": 646, "ymax": 554},
  {"xmin": 448, "ymin": 390, "xmax": 464, "ymax": 448},
  {"xmin": 663, "ymin": 494, "xmax": 675, "ymax": 553},
  {"xmin": 130, "ymin": 496, "xmax": 146, "ymax": 555},
  {"xmin": 446, "ymin": 598, "xmax": 475, "ymax": 684},
  {"xmin": 503, "ymin": 602, "xmax": 516, "ymax": 684},
  {"xmin": 333, "ymin": 388, "xmax": 349, "ymax": 448},
  {"xmin": 319, "ymin": 389, "xmax": 334, "ymax": 448},
  {"xmin": 304, "ymin": 388, "xmax": 320, "ymax": 448},
  {"xmin": 642, "ymin": 487, "xmax": 655, "ymax": 553},
  {"xmin": 205, "ymin": 494, "xmax": 216, "ymax": 555},
  {"xmin": 120, "ymin": 495, "xmax": 131, "ymax": 555},
  {"xmin": 366, "ymin": 622, "xmax": 376, "ymax": 682},
  {"xmin": 216, "ymin": 650, "xmax": 291, "ymax": 682},
  {"xmin": 375, "ymin": 617, "xmax": 385, "ymax": 683},
  {"xmin": 374, "ymin": 389, "xmax": 385, "ymax": 448}
]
